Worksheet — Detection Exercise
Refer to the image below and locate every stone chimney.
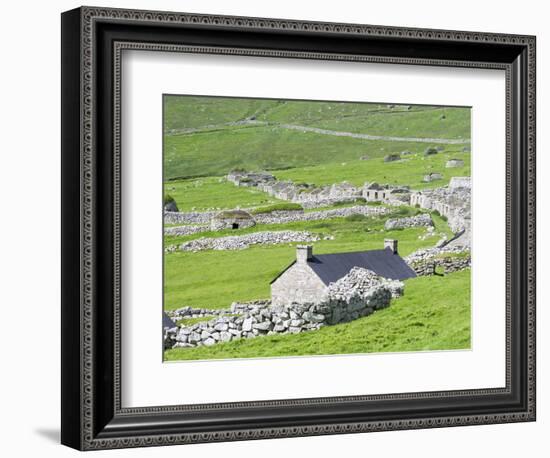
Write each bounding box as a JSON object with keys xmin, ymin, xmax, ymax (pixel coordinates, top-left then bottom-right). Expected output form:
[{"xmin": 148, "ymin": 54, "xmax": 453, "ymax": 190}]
[
  {"xmin": 296, "ymin": 245, "xmax": 313, "ymax": 264},
  {"xmin": 384, "ymin": 239, "xmax": 398, "ymax": 254}
]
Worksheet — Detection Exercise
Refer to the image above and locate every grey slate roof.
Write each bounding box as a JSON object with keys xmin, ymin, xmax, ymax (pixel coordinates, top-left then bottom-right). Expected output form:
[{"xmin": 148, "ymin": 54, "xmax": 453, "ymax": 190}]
[
  {"xmin": 163, "ymin": 312, "xmax": 176, "ymax": 329},
  {"xmin": 308, "ymin": 248, "xmax": 416, "ymax": 285}
]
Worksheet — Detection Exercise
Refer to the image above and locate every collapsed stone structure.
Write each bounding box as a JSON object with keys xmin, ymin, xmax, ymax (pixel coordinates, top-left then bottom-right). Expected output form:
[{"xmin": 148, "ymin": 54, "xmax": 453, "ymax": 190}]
[
  {"xmin": 410, "ymin": 177, "xmax": 471, "ymax": 233},
  {"xmin": 362, "ymin": 183, "xmax": 412, "ymax": 205}
]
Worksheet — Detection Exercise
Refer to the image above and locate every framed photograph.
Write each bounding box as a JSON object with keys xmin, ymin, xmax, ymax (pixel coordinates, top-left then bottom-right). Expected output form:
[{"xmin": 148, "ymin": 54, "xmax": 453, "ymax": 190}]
[{"xmin": 61, "ymin": 6, "xmax": 536, "ymax": 450}]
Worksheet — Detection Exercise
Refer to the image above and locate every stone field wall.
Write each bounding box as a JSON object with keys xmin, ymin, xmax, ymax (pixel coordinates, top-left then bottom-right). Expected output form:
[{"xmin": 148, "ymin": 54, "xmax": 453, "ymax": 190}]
[{"xmin": 164, "ymin": 268, "xmax": 403, "ymax": 350}]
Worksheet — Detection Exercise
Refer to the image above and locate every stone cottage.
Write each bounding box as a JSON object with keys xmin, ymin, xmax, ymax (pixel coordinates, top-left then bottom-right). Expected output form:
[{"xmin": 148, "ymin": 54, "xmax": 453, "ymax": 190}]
[
  {"xmin": 210, "ymin": 210, "xmax": 256, "ymax": 231},
  {"xmin": 270, "ymin": 241, "xmax": 416, "ymax": 306}
]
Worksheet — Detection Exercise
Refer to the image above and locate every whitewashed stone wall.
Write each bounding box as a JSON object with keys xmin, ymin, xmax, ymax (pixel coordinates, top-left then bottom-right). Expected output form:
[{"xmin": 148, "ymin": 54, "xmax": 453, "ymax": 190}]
[{"xmin": 271, "ymin": 263, "xmax": 329, "ymax": 307}]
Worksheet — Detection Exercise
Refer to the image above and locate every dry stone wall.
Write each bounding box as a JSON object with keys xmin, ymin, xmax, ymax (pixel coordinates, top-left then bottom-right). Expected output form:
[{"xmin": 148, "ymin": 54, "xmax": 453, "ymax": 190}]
[
  {"xmin": 410, "ymin": 179, "xmax": 471, "ymax": 233},
  {"xmin": 164, "ymin": 211, "xmax": 215, "ymax": 225},
  {"xmin": 384, "ymin": 213, "xmax": 433, "ymax": 230},
  {"xmin": 174, "ymin": 230, "xmax": 321, "ymax": 252},
  {"xmin": 164, "ymin": 268, "xmax": 403, "ymax": 350},
  {"xmin": 405, "ymin": 244, "xmax": 470, "ymax": 276}
]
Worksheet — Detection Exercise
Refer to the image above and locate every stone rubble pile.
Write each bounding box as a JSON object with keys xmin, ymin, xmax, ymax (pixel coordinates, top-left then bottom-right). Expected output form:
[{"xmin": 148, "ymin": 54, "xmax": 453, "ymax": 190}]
[
  {"xmin": 164, "ymin": 268, "xmax": 402, "ymax": 350},
  {"xmin": 176, "ymin": 231, "xmax": 321, "ymax": 252},
  {"xmin": 384, "ymin": 213, "xmax": 433, "ymax": 230}
]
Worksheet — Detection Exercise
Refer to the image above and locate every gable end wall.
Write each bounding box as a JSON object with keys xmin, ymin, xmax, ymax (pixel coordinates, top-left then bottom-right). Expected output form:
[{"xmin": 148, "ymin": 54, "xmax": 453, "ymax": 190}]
[{"xmin": 271, "ymin": 263, "xmax": 328, "ymax": 306}]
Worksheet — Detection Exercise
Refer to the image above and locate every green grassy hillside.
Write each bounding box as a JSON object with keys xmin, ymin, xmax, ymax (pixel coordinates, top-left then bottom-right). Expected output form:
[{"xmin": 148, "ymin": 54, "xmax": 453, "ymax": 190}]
[
  {"xmin": 164, "ymin": 176, "xmax": 283, "ymax": 212},
  {"xmin": 274, "ymin": 151, "xmax": 470, "ymax": 190},
  {"xmin": 163, "ymin": 95, "xmax": 470, "ymax": 180},
  {"xmin": 164, "ymin": 269, "xmax": 471, "ymax": 360}
]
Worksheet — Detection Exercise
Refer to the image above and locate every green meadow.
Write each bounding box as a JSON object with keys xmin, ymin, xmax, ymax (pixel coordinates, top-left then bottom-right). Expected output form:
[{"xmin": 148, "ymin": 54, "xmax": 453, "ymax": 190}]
[{"xmin": 163, "ymin": 95, "xmax": 471, "ymax": 360}]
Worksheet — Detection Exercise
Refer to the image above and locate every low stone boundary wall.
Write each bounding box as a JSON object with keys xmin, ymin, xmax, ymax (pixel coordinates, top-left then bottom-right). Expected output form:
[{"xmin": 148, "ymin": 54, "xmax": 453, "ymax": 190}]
[
  {"xmin": 408, "ymin": 254, "xmax": 470, "ymax": 276},
  {"xmin": 164, "ymin": 224, "xmax": 210, "ymax": 237},
  {"xmin": 164, "ymin": 268, "xmax": 403, "ymax": 350},
  {"xmin": 164, "ymin": 211, "xmax": 216, "ymax": 225},
  {"xmin": 176, "ymin": 230, "xmax": 322, "ymax": 252},
  {"xmin": 165, "ymin": 205, "xmax": 390, "ymax": 235},
  {"xmin": 254, "ymin": 205, "xmax": 389, "ymax": 225},
  {"xmin": 384, "ymin": 213, "xmax": 433, "ymax": 230}
]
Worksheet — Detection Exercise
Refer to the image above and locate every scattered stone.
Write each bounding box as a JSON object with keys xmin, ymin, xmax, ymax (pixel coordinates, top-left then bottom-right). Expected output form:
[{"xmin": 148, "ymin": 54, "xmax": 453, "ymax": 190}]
[
  {"xmin": 424, "ymin": 147, "xmax": 438, "ymax": 156},
  {"xmin": 446, "ymin": 159, "xmax": 464, "ymax": 168},
  {"xmin": 384, "ymin": 153, "xmax": 401, "ymax": 162},
  {"xmin": 423, "ymin": 172, "xmax": 442, "ymax": 183}
]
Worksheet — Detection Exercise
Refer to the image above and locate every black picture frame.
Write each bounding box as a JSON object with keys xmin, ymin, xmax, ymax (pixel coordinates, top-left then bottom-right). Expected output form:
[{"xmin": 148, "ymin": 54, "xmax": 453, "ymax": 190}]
[{"xmin": 61, "ymin": 6, "xmax": 536, "ymax": 450}]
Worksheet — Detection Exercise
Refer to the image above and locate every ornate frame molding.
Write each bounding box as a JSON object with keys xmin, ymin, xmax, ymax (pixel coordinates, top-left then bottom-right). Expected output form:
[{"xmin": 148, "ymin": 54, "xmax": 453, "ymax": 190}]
[{"xmin": 61, "ymin": 6, "xmax": 536, "ymax": 450}]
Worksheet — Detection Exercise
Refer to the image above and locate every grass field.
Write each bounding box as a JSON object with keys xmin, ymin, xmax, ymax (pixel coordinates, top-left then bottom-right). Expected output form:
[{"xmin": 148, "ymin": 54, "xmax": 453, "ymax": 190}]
[
  {"xmin": 164, "ymin": 96, "xmax": 470, "ymax": 139},
  {"xmin": 163, "ymin": 96, "xmax": 470, "ymax": 180},
  {"xmin": 164, "ymin": 126, "xmax": 443, "ymax": 179},
  {"xmin": 164, "ymin": 176, "xmax": 282, "ymax": 212},
  {"xmin": 274, "ymin": 151, "xmax": 470, "ymax": 190},
  {"xmin": 162, "ymin": 94, "xmax": 471, "ymax": 360},
  {"xmin": 164, "ymin": 269, "xmax": 471, "ymax": 360},
  {"xmin": 164, "ymin": 208, "xmax": 449, "ymax": 310}
]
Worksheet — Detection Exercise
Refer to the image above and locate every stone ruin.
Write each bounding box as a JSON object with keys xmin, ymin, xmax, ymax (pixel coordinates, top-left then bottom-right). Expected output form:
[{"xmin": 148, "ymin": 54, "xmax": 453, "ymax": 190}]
[
  {"xmin": 362, "ymin": 182, "xmax": 411, "ymax": 205},
  {"xmin": 227, "ymin": 170, "xmax": 276, "ymax": 187},
  {"xmin": 410, "ymin": 177, "xmax": 471, "ymax": 233},
  {"xmin": 210, "ymin": 209, "xmax": 256, "ymax": 231}
]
